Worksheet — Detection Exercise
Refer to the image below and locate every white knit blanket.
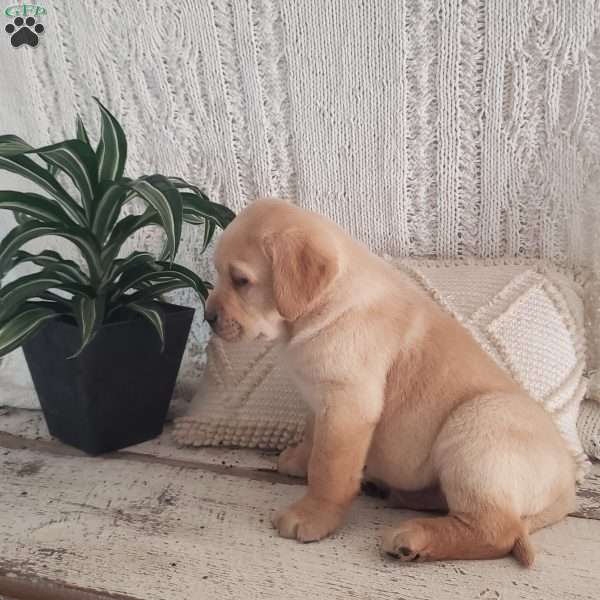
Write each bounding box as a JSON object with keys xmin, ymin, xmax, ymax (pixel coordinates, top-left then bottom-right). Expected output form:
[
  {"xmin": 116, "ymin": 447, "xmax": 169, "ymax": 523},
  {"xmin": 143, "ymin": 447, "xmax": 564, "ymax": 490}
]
[{"xmin": 0, "ymin": 0, "xmax": 599, "ymax": 404}]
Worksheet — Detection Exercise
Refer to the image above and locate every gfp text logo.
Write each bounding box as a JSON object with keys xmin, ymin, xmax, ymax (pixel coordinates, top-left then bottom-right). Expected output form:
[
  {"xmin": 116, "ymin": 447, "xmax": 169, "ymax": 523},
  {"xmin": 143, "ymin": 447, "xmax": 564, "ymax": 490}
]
[{"xmin": 4, "ymin": 4, "xmax": 46, "ymax": 17}]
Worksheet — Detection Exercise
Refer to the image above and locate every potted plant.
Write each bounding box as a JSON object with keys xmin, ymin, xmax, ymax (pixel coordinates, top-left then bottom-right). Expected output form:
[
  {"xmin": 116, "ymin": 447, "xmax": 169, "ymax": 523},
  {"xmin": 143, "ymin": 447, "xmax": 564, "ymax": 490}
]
[{"xmin": 0, "ymin": 98, "xmax": 234, "ymax": 455}]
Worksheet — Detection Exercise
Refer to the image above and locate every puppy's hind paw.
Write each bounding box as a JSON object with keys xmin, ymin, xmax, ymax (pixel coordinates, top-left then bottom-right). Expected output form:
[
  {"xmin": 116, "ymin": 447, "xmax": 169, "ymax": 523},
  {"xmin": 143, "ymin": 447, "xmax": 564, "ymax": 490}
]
[
  {"xmin": 277, "ymin": 445, "xmax": 309, "ymax": 479},
  {"xmin": 382, "ymin": 522, "xmax": 430, "ymax": 562}
]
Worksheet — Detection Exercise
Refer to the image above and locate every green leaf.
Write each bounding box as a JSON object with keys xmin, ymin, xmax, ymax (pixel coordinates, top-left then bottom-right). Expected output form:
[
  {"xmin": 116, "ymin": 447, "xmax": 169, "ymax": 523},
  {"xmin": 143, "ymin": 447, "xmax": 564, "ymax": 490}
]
[
  {"xmin": 128, "ymin": 301, "xmax": 165, "ymax": 351},
  {"xmin": 21, "ymin": 298, "xmax": 69, "ymax": 311},
  {"xmin": 0, "ymin": 223, "xmax": 57, "ymax": 276},
  {"xmin": 121, "ymin": 275, "xmax": 207, "ymax": 306},
  {"xmin": 180, "ymin": 192, "xmax": 235, "ymax": 230},
  {"xmin": 110, "ymin": 266, "xmax": 207, "ymax": 303},
  {"xmin": 75, "ymin": 114, "xmax": 91, "ymax": 146},
  {"xmin": 0, "ymin": 155, "xmax": 86, "ymax": 226},
  {"xmin": 50, "ymin": 228, "xmax": 103, "ymax": 283},
  {"xmin": 30, "ymin": 140, "xmax": 98, "ymax": 220},
  {"xmin": 18, "ymin": 249, "xmax": 66, "ymax": 262},
  {"xmin": 181, "ymin": 208, "xmax": 204, "ymax": 225},
  {"xmin": 0, "ymin": 191, "xmax": 75, "ymax": 224},
  {"xmin": 14, "ymin": 212, "xmax": 35, "ymax": 226},
  {"xmin": 9, "ymin": 250, "xmax": 89, "ymax": 285},
  {"xmin": 202, "ymin": 219, "xmax": 216, "ymax": 251},
  {"xmin": 94, "ymin": 97, "xmax": 127, "ymax": 182},
  {"xmin": 47, "ymin": 163, "xmax": 59, "ymax": 178},
  {"xmin": 71, "ymin": 295, "xmax": 105, "ymax": 356},
  {"xmin": 166, "ymin": 176, "xmax": 204, "ymax": 196},
  {"xmin": 108, "ymin": 263, "xmax": 160, "ymax": 299},
  {"xmin": 0, "ymin": 272, "xmax": 65, "ymax": 321},
  {"xmin": 0, "ymin": 306, "xmax": 62, "ymax": 358},
  {"xmin": 0, "ymin": 267, "xmax": 91, "ymax": 323},
  {"xmin": 0, "ymin": 221, "xmax": 103, "ymax": 281},
  {"xmin": 12, "ymin": 249, "xmax": 66, "ymax": 266},
  {"xmin": 0, "ymin": 135, "xmax": 33, "ymax": 156},
  {"xmin": 106, "ymin": 260, "xmax": 161, "ymax": 302},
  {"xmin": 37, "ymin": 291, "xmax": 73, "ymax": 310},
  {"xmin": 101, "ymin": 251, "xmax": 156, "ymax": 288},
  {"xmin": 156, "ymin": 262, "xmax": 211, "ymax": 299},
  {"xmin": 168, "ymin": 177, "xmax": 235, "ymax": 230},
  {"xmin": 91, "ymin": 181, "xmax": 130, "ymax": 241},
  {"xmin": 100, "ymin": 210, "xmax": 159, "ymax": 267},
  {"xmin": 127, "ymin": 175, "xmax": 183, "ymax": 261}
]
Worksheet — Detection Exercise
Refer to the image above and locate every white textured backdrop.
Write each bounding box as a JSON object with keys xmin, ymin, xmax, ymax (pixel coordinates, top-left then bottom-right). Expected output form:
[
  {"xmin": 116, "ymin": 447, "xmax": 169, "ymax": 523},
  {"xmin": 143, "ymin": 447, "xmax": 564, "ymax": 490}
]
[{"xmin": 1, "ymin": 0, "xmax": 599, "ymax": 406}]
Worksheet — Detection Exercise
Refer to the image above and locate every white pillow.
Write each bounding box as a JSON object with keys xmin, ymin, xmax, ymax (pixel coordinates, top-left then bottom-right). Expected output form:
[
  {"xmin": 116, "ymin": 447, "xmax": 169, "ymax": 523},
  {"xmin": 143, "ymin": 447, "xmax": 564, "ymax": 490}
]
[{"xmin": 174, "ymin": 258, "xmax": 589, "ymax": 478}]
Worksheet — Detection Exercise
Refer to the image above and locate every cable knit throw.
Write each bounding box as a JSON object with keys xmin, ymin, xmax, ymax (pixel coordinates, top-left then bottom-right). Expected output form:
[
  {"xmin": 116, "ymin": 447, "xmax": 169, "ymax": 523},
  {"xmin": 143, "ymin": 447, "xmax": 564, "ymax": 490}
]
[{"xmin": 0, "ymin": 1, "xmax": 599, "ymax": 409}]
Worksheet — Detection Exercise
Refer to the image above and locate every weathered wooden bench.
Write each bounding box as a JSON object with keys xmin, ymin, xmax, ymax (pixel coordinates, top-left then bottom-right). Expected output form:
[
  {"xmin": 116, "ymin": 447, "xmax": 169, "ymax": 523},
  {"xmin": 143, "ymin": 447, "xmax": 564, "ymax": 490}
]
[{"xmin": 1, "ymin": 406, "xmax": 599, "ymax": 600}]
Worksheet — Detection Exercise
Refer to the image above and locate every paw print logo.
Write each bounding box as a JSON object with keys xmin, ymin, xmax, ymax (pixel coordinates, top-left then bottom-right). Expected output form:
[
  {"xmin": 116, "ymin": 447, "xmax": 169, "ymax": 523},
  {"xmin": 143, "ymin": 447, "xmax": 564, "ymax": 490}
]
[{"xmin": 5, "ymin": 16, "xmax": 44, "ymax": 47}]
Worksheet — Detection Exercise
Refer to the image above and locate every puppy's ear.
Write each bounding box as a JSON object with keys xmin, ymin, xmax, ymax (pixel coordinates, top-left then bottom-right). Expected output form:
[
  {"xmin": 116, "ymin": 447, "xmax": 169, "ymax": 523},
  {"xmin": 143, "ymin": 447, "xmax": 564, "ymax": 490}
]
[{"xmin": 264, "ymin": 230, "xmax": 338, "ymax": 321}]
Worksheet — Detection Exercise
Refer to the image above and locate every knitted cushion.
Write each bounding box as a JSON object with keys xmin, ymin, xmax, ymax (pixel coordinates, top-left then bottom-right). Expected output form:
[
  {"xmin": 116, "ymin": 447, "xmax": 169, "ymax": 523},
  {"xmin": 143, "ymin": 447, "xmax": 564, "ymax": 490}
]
[
  {"xmin": 577, "ymin": 400, "xmax": 600, "ymax": 460},
  {"xmin": 173, "ymin": 258, "xmax": 589, "ymax": 474}
]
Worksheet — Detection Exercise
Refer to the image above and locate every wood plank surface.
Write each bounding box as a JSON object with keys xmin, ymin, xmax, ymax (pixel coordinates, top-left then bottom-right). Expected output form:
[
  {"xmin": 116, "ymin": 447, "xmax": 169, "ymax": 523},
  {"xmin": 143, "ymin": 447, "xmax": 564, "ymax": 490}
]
[
  {"xmin": 2, "ymin": 407, "xmax": 599, "ymax": 519},
  {"xmin": 0, "ymin": 407, "xmax": 276, "ymax": 471},
  {"xmin": 1, "ymin": 407, "xmax": 599, "ymax": 599},
  {"xmin": 0, "ymin": 573, "xmax": 139, "ymax": 600},
  {"xmin": 1, "ymin": 444, "xmax": 600, "ymax": 600}
]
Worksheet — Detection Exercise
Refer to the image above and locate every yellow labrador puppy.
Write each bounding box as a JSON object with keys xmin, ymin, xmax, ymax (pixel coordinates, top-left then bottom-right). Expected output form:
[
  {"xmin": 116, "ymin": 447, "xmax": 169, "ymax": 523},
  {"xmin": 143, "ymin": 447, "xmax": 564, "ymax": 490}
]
[{"xmin": 205, "ymin": 199, "xmax": 575, "ymax": 565}]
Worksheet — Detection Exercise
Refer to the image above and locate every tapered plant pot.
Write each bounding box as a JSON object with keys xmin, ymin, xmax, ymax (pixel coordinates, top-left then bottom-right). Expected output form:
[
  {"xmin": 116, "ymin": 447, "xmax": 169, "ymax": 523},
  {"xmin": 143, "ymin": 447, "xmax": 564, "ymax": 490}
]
[{"xmin": 22, "ymin": 303, "xmax": 194, "ymax": 455}]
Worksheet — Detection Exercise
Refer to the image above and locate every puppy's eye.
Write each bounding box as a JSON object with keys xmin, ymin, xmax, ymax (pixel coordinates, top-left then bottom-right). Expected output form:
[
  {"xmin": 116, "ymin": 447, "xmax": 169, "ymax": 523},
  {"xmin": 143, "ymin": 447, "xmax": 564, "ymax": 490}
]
[{"xmin": 232, "ymin": 275, "xmax": 249, "ymax": 289}]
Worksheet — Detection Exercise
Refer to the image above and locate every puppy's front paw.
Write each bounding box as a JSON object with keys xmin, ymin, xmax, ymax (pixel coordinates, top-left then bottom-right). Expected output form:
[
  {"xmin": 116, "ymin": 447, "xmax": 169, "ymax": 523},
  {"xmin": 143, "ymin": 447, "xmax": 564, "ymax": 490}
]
[
  {"xmin": 272, "ymin": 497, "xmax": 344, "ymax": 542},
  {"xmin": 277, "ymin": 445, "xmax": 309, "ymax": 478}
]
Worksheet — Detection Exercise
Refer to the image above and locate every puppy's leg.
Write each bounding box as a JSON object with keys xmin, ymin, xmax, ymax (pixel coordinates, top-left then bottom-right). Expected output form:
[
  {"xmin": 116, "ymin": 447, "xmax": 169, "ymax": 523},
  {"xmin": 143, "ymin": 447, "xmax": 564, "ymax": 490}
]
[
  {"xmin": 384, "ymin": 394, "xmax": 575, "ymax": 566},
  {"xmin": 382, "ymin": 509, "xmax": 523, "ymax": 563},
  {"xmin": 278, "ymin": 414, "xmax": 315, "ymax": 478},
  {"xmin": 273, "ymin": 395, "xmax": 377, "ymax": 542}
]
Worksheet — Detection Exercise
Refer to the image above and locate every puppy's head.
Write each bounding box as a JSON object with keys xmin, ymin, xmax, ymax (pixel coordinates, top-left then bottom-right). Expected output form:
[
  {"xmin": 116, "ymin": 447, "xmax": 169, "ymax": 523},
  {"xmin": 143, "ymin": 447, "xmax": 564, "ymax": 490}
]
[{"xmin": 205, "ymin": 200, "xmax": 339, "ymax": 342}]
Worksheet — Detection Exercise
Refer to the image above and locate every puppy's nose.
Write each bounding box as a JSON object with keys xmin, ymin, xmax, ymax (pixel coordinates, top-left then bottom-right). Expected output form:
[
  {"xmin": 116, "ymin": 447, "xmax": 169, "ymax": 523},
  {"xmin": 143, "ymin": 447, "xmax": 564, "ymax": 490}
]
[{"xmin": 204, "ymin": 309, "xmax": 218, "ymax": 326}]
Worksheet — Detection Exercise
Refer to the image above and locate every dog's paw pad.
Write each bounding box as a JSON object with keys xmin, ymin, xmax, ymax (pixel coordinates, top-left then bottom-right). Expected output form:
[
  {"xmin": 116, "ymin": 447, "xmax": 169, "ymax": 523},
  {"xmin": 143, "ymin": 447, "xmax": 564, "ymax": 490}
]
[
  {"xmin": 382, "ymin": 524, "xmax": 429, "ymax": 562},
  {"xmin": 385, "ymin": 546, "xmax": 422, "ymax": 562},
  {"xmin": 5, "ymin": 16, "xmax": 44, "ymax": 47}
]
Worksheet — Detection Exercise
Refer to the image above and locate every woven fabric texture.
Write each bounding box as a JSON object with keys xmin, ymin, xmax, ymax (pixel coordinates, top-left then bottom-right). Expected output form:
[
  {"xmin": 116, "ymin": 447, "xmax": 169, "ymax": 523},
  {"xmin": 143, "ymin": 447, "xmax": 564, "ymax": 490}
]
[
  {"xmin": 174, "ymin": 258, "xmax": 589, "ymax": 476},
  {"xmin": 0, "ymin": 1, "xmax": 599, "ymax": 405},
  {"xmin": 578, "ymin": 399, "xmax": 600, "ymax": 460}
]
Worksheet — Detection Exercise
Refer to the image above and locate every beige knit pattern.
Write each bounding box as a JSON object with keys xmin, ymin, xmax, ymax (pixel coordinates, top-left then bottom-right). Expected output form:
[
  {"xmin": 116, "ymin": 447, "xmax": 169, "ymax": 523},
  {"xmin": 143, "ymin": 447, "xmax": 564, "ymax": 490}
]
[
  {"xmin": 173, "ymin": 258, "xmax": 589, "ymax": 475},
  {"xmin": 578, "ymin": 400, "xmax": 600, "ymax": 460},
  {"xmin": 1, "ymin": 1, "xmax": 599, "ymax": 409}
]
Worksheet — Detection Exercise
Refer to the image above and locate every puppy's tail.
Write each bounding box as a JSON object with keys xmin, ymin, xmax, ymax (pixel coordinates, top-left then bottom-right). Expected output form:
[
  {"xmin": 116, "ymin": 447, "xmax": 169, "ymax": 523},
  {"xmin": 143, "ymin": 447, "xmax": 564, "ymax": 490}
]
[{"xmin": 512, "ymin": 528, "xmax": 535, "ymax": 567}]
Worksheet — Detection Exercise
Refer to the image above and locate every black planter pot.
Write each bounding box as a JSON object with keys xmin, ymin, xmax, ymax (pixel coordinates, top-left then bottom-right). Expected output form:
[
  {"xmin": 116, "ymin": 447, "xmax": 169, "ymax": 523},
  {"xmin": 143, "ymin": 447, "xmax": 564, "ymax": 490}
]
[{"xmin": 22, "ymin": 302, "xmax": 194, "ymax": 455}]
